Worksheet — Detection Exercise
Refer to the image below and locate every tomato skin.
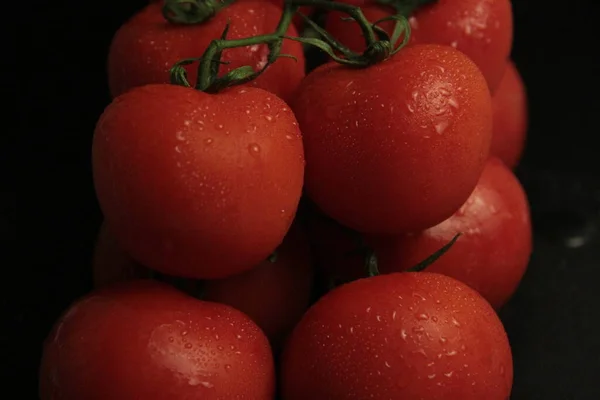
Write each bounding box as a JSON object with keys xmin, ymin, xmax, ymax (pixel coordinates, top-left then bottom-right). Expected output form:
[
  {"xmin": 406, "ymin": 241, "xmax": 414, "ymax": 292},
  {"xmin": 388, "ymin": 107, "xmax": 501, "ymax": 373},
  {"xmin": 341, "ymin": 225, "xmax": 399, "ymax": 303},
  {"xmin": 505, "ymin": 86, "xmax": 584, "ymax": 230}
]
[
  {"xmin": 108, "ymin": 1, "xmax": 305, "ymax": 102},
  {"xmin": 325, "ymin": 0, "xmax": 513, "ymax": 93},
  {"xmin": 92, "ymin": 222, "xmax": 313, "ymax": 349},
  {"xmin": 491, "ymin": 61, "xmax": 528, "ymax": 168},
  {"xmin": 281, "ymin": 272, "xmax": 513, "ymax": 400},
  {"xmin": 293, "ymin": 44, "xmax": 492, "ymax": 234},
  {"xmin": 39, "ymin": 280, "xmax": 275, "ymax": 400},
  {"xmin": 369, "ymin": 157, "xmax": 532, "ymax": 309},
  {"xmin": 201, "ymin": 223, "xmax": 314, "ymax": 351},
  {"xmin": 92, "ymin": 84, "xmax": 304, "ymax": 279}
]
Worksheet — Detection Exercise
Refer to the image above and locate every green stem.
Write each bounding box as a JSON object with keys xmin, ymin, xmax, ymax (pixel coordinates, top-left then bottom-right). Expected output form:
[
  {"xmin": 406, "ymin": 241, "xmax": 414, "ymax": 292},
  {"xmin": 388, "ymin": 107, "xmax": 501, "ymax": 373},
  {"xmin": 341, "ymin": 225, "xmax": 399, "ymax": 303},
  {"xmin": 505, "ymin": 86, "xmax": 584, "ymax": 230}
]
[
  {"xmin": 366, "ymin": 251, "xmax": 380, "ymax": 277},
  {"xmin": 376, "ymin": 0, "xmax": 439, "ymax": 17},
  {"xmin": 407, "ymin": 233, "xmax": 461, "ymax": 273},
  {"xmin": 162, "ymin": 0, "xmax": 236, "ymax": 25}
]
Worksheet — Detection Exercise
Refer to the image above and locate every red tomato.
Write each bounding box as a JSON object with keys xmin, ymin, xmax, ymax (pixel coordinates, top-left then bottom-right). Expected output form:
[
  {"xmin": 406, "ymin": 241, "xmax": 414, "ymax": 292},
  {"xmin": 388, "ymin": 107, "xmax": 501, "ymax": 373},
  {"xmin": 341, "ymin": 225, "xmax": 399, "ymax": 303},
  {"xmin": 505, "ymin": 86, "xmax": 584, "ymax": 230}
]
[
  {"xmin": 202, "ymin": 223, "xmax": 313, "ymax": 351},
  {"xmin": 491, "ymin": 61, "xmax": 528, "ymax": 168},
  {"xmin": 92, "ymin": 84, "xmax": 305, "ymax": 279},
  {"xmin": 293, "ymin": 44, "xmax": 492, "ymax": 234},
  {"xmin": 91, "ymin": 221, "xmax": 313, "ymax": 349},
  {"xmin": 108, "ymin": 1, "xmax": 305, "ymax": 102},
  {"xmin": 39, "ymin": 280, "xmax": 275, "ymax": 400},
  {"xmin": 281, "ymin": 272, "xmax": 513, "ymax": 399},
  {"xmin": 369, "ymin": 157, "xmax": 532, "ymax": 309},
  {"xmin": 325, "ymin": 0, "xmax": 513, "ymax": 92}
]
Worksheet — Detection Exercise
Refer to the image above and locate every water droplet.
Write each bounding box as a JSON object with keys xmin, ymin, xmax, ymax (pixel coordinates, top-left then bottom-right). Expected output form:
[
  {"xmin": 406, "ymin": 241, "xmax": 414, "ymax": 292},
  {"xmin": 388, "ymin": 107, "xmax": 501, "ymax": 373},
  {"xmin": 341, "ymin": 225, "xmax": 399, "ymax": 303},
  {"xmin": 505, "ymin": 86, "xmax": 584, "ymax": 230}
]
[
  {"xmin": 376, "ymin": 315, "xmax": 382, "ymax": 322},
  {"xmin": 225, "ymin": 364, "xmax": 232, "ymax": 371},
  {"xmin": 428, "ymin": 373, "xmax": 436, "ymax": 379},
  {"xmin": 215, "ymin": 334, "xmax": 220, "ymax": 340},
  {"xmin": 451, "ymin": 317, "xmax": 461, "ymax": 327},
  {"xmin": 264, "ymin": 115, "xmax": 273, "ymax": 122},
  {"xmin": 400, "ymin": 329, "xmax": 408, "ymax": 341},
  {"xmin": 412, "ymin": 326, "xmax": 425, "ymax": 334},
  {"xmin": 285, "ymin": 134, "xmax": 293, "ymax": 140},
  {"xmin": 435, "ymin": 121, "xmax": 449, "ymax": 134},
  {"xmin": 384, "ymin": 361, "xmax": 392, "ymax": 368},
  {"xmin": 413, "ymin": 293, "xmax": 426, "ymax": 301},
  {"xmin": 216, "ymin": 124, "xmax": 224, "ymax": 130},
  {"xmin": 446, "ymin": 350, "xmax": 457, "ymax": 356},
  {"xmin": 407, "ymin": 103, "xmax": 415, "ymax": 113},
  {"xmin": 168, "ymin": 337, "xmax": 174, "ymax": 342},
  {"xmin": 200, "ymin": 381, "xmax": 214, "ymax": 388},
  {"xmin": 204, "ymin": 138, "xmax": 213, "ymax": 146},
  {"xmin": 248, "ymin": 143, "xmax": 261, "ymax": 155},
  {"xmin": 247, "ymin": 124, "xmax": 257, "ymax": 133},
  {"xmin": 236, "ymin": 334, "xmax": 242, "ymax": 339},
  {"xmin": 500, "ymin": 365, "xmax": 505, "ymax": 376},
  {"xmin": 175, "ymin": 145, "xmax": 182, "ymax": 153},
  {"xmin": 392, "ymin": 311, "xmax": 397, "ymax": 320},
  {"xmin": 217, "ymin": 345, "xmax": 224, "ymax": 351},
  {"xmin": 181, "ymin": 331, "xmax": 188, "ymax": 336},
  {"xmin": 184, "ymin": 343, "xmax": 192, "ymax": 349},
  {"xmin": 444, "ymin": 371, "xmax": 454, "ymax": 378},
  {"xmin": 439, "ymin": 336, "xmax": 448, "ymax": 344},
  {"xmin": 366, "ymin": 307, "xmax": 371, "ymax": 313},
  {"xmin": 176, "ymin": 131, "xmax": 185, "ymax": 141},
  {"xmin": 417, "ymin": 313, "xmax": 429, "ymax": 321}
]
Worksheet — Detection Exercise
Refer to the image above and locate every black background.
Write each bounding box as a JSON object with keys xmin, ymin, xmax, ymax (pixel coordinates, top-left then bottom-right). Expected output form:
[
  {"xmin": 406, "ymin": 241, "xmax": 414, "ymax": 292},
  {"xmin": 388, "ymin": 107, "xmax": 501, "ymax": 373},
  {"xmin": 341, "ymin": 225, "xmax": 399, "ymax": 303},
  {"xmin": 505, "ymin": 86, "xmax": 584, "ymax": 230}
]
[{"xmin": 11, "ymin": 0, "xmax": 600, "ymax": 398}]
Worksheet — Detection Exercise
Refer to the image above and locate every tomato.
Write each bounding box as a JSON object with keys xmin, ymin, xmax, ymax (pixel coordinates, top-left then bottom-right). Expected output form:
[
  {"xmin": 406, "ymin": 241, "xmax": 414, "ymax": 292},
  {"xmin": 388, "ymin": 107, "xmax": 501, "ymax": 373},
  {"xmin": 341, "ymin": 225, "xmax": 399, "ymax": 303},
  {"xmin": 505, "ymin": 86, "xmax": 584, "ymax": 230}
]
[
  {"xmin": 92, "ymin": 84, "xmax": 305, "ymax": 279},
  {"xmin": 39, "ymin": 280, "xmax": 275, "ymax": 400},
  {"xmin": 281, "ymin": 272, "xmax": 513, "ymax": 399},
  {"xmin": 108, "ymin": 1, "xmax": 305, "ymax": 102},
  {"xmin": 202, "ymin": 223, "xmax": 313, "ymax": 351},
  {"xmin": 369, "ymin": 157, "xmax": 532, "ymax": 309},
  {"xmin": 490, "ymin": 61, "xmax": 528, "ymax": 168},
  {"xmin": 92, "ymin": 220, "xmax": 313, "ymax": 349},
  {"xmin": 292, "ymin": 44, "xmax": 492, "ymax": 234},
  {"xmin": 325, "ymin": 0, "xmax": 513, "ymax": 92}
]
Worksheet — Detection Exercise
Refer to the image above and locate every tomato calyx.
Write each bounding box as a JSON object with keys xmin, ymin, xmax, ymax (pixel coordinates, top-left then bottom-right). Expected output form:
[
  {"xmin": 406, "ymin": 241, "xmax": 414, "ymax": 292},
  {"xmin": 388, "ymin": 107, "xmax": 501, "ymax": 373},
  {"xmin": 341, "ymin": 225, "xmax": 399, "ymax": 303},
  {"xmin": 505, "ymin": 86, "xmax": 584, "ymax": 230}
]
[
  {"xmin": 375, "ymin": 0, "xmax": 439, "ymax": 17},
  {"xmin": 169, "ymin": 3, "xmax": 300, "ymax": 92},
  {"xmin": 162, "ymin": 0, "xmax": 235, "ymax": 25},
  {"xmin": 286, "ymin": 0, "xmax": 411, "ymax": 67}
]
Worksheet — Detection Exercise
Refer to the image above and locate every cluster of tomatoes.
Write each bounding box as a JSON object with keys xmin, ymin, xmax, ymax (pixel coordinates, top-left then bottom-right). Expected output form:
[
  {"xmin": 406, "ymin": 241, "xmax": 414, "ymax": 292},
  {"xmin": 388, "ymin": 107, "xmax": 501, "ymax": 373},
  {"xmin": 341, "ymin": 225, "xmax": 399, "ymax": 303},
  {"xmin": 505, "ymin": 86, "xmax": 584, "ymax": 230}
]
[{"xmin": 39, "ymin": 0, "xmax": 531, "ymax": 399}]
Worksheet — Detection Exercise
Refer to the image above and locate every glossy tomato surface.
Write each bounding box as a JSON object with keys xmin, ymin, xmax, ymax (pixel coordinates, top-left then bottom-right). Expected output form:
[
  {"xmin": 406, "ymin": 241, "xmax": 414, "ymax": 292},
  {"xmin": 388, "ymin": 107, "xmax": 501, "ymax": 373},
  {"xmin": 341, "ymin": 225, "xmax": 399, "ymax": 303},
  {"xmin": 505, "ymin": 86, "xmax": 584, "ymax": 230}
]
[
  {"xmin": 92, "ymin": 84, "xmax": 305, "ymax": 279},
  {"xmin": 92, "ymin": 222, "xmax": 313, "ymax": 349},
  {"xmin": 108, "ymin": 1, "xmax": 305, "ymax": 102},
  {"xmin": 491, "ymin": 61, "xmax": 528, "ymax": 168},
  {"xmin": 370, "ymin": 157, "xmax": 532, "ymax": 309},
  {"xmin": 281, "ymin": 272, "xmax": 513, "ymax": 399},
  {"xmin": 325, "ymin": 0, "xmax": 513, "ymax": 92},
  {"xmin": 39, "ymin": 280, "xmax": 275, "ymax": 400},
  {"xmin": 203, "ymin": 223, "xmax": 313, "ymax": 350},
  {"xmin": 293, "ymin": 44, "xmax": 492, "ymax": 234}
]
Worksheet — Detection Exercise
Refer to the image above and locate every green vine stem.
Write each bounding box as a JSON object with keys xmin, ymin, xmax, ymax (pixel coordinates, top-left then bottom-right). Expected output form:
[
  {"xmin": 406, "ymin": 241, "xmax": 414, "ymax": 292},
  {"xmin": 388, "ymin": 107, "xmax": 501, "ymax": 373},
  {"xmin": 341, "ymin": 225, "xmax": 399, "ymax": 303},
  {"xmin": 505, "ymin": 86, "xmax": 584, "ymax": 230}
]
[
  {"xmin": 163, "ymin": 0, "xmax": 236, "ymax": 25},
  {"xmin": 406, "ymin": 233, "xmax": 461, "ymax": 273},
  {"xmin": 168, "ymin": 0, "xmax": 420, "ymax": 92}
]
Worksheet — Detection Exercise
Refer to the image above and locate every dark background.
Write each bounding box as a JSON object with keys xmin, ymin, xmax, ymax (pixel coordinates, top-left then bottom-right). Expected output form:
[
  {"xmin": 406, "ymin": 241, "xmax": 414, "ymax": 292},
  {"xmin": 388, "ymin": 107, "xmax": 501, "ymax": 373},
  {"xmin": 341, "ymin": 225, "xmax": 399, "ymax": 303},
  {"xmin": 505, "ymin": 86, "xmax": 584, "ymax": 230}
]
[{"xmin": 11, "ymin": 0, "xmax": 600, "ymax": 398}]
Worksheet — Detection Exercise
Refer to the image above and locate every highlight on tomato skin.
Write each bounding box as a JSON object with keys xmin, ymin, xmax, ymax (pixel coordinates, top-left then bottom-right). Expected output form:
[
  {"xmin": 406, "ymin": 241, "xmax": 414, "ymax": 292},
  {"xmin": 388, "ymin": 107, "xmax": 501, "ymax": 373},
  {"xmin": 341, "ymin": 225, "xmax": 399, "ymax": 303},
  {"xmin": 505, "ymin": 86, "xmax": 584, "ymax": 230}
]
[
  {"xmin": 368, "ymin": 157, "xmax": 532, "ymax": 310},
  {"xmin": 325, "ymin": 0, "xmax": 513, "ymax": 93},
  {"xmin": 293, "ymin": 43, "xmax": 493, "ymax": 235},
  {"xmin": 108, "ymin": 1, "xmax": 305, "ymax": 103},
  {"xmin": 490, "ymin": 61, "xmax": 528, "ymax": 169},
  {"xmin": 92, "ymin": 221, "xmax": 314, "ymax": 350},
  {"xmin": 281, "ymin": 272, "xmax": 513, "ymax": 400},
  {"xmin": 39, "ymin": 280, "xmax": 276, "ymax": 400}
]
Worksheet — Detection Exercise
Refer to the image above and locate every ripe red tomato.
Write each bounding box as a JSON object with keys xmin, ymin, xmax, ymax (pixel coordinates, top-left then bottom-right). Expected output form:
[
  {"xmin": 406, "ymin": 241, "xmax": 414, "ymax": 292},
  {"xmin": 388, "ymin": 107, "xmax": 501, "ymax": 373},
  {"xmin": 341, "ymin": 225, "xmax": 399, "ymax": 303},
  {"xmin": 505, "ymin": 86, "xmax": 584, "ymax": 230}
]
[
  {"xmin": 281, "ymin": 272, "xmax": 513, "ymax": 399},
  {"xmin": 108, "ymin": 1, "xmax": 305, "ymax": 102},
  {"xmin": 325, "ymin": 0, "xmax": 513, "ymax": 92},
  {"xmin": 92, "ymin": 221, "xmax": 313, "ymax": 349},
  {"xmin": 293, "ymin": 44, "xmax": 492, "ymax": 234},
  {"xmin": 92, "ymin": 84, "xmax": 305, "ymax": 279},
  {"xmin": 369, "ymin": 157, "xmax": 532, "ymax": 309},
  {"xmin": 39, "ymin": 280, "xmax": 275, "ymax": 400},
  {"xmin": 490, "ymin": 61, "xmax": 528, "ymax": 168},
  {"xmin": 202, "ymin": 223, "xmax": 313, "ymax": 351}
]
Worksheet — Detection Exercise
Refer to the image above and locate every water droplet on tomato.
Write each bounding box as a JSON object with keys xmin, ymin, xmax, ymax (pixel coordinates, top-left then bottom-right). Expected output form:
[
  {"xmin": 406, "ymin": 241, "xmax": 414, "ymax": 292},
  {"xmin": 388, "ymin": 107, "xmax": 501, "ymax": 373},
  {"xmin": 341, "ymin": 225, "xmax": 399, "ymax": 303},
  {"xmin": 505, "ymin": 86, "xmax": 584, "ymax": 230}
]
[
  {"xmin": 444, "ymin": 371, "xmax": 454, "ymax": 378},
  {"xmin": 451, "ymin": 317, "xmax": 461, "ymax": 327},
  {"xmin": 285, "ymin": 134, "xmax": 293, "ymax": 140},
  {"xmin": 204, "ymin": 138, "xmax": 213, "ymax": 146},
  {"xmin": 435, "ymin": 121, "xmax": 449, "ymax": 134},
  {"xmin": 264, "ymin": 115, "xmax": 273, "ymax": 122},
  {"xmin": 400, "ymin": 329, "xmax": 408, "ymax": 341},
  {"xmin": 176, "ymin": 131, "xmax": 185, "ymax": 141},
  {"xmin": 199, "ymin": 381, "xmax": 214, "ymax": 389},
  {"xmin": 175, "ymin": 145, "xmax": 182, "ymax": 153},
  {"xmin": 248, "ymin": 143, "xmax": 261, "ymax": 155},
  {"xmin": 416, "ymin": 313, "xmax": 429, "ymax": 321},
  {"xmin": 224, "ymin": 364, "xmax": 232, "ymax": 371},
  {"xmin": 217, "ymin": 345, "xmax": 224, "ymax": 351},
  {"xmin": 168, "ymin": 337, "xmax": 174, "ymax": 343},
  {"xmin": 439, "ymin": 336, "xmax": 447, "ymax": 344},
  {"xmin": 184, "ymin": 343, "xmax": 192, "ymax": 349},
  {"xmin": 428, "ymin": 373, "xmax": 436, "ymax": 379},
  {"xmin": 412, "ymin": 326, "xmax": 425, "ymax": 334},
  {"xmin": 216, "ymin": 124, "xmax": 224, "ymax": 130}
]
